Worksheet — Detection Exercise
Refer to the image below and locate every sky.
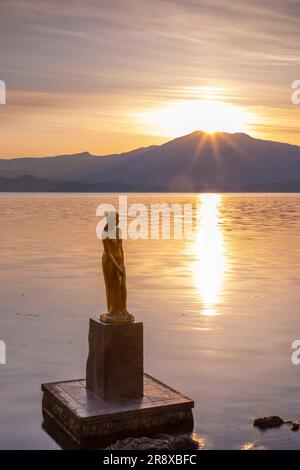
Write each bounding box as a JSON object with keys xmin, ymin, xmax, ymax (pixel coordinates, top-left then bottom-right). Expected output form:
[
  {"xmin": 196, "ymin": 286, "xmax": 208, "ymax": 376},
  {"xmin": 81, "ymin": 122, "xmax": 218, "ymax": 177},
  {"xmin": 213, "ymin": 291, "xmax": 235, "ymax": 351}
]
[{"xmin": 0, "ymin": 0, "xmax": 300, "ymax": 158}]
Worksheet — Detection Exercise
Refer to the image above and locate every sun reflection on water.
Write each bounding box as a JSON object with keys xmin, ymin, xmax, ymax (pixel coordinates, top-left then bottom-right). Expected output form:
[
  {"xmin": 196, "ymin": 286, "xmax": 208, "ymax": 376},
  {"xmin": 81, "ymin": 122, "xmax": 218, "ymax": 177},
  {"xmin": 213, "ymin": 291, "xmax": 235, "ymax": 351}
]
[{"xmin": 192, "ymin": 194, "xmax": 227, "ymax": 316}]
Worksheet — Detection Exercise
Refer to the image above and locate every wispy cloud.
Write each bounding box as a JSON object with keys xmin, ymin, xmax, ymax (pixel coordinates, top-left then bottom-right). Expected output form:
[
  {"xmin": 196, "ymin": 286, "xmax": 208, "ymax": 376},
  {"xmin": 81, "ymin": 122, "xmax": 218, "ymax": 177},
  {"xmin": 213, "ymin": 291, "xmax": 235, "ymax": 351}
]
[{"xmin": 0, "ymin": 0, "xmax": 300, "ymax": 156}]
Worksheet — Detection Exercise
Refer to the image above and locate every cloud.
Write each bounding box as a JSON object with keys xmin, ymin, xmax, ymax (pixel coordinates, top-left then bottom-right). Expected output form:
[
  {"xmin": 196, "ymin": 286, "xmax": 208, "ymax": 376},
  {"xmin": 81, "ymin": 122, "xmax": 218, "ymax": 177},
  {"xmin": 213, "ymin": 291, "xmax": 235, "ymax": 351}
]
[{"xmin": 1, "ymin": 0, "xmax": 300, "ymax": 156}]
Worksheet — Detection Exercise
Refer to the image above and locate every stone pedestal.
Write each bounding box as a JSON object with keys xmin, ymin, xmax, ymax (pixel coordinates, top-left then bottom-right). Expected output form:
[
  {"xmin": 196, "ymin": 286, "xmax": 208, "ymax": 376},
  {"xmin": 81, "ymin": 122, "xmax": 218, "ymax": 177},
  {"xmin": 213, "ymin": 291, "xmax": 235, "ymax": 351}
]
[
  {"xmin": 42, "ymin": 374, "xmax": 194, "ymax": 449},
  {"xmin": 41, "ymin": 317, "xmax": 194, "ymax": 449},
  {"xmin": 86, "ymin": 319, "xmax": 143, "ymax": 401}
]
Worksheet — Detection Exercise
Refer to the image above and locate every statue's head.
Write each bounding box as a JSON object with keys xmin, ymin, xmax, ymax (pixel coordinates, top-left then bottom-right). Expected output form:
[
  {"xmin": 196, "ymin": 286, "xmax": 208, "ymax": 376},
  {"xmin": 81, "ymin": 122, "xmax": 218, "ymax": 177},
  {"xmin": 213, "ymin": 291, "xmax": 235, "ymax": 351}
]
[
  {"xmin": 105, "ymin": 211, "xmax": 119, "ymax": 227},
  {"xmin": 102, "ymin": 211, "xmax": 120, "ymax": 239}
]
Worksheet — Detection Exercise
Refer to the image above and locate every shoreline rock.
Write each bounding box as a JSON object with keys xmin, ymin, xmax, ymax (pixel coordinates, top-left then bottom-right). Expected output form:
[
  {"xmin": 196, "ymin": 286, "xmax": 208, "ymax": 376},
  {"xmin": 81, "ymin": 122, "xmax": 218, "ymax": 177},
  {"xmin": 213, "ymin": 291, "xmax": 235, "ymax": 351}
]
[
  {"xmin": 105, "ymin": 433, "xmax": 200, "ymax": 450},
  {"xmin": 254, "ymin": 416, "xmax": 299, "ymax": 432},
  {"xmin": 254, "ymin": 416, "xmax": 284, "ymax": 430}
]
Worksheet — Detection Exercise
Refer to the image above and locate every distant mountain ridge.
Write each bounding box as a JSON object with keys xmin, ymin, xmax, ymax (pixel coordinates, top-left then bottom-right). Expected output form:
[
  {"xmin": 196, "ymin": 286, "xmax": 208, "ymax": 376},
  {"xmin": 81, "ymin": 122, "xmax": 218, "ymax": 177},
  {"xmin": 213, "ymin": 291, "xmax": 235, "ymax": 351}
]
[
  {"xmin": 1, "ymin": 174, "xmax": 300, "ymax": 193},
  {"xmin": 0, "ymin": 175, "xmax": 160, "ymax": 192},
  {"xmin": 1, "ymin": 131, "xmax": 300, "ymax": 191}
]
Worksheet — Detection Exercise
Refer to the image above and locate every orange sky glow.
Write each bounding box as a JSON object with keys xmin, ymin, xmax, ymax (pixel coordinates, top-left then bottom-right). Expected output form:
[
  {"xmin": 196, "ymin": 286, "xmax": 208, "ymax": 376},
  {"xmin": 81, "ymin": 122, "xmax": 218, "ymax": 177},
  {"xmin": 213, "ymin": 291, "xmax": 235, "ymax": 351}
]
[{"xmin": 0, "ymin": 0, "xmax": 300, "ymax": 158}]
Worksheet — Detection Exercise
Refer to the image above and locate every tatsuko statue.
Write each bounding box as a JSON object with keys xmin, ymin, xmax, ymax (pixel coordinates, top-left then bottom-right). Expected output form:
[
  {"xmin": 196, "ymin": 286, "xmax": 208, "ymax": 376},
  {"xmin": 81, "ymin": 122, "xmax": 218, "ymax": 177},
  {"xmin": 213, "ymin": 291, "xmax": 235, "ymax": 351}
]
[{"xmin": 100, "ymin": 211, "xmax": 134, "ymax": 324}]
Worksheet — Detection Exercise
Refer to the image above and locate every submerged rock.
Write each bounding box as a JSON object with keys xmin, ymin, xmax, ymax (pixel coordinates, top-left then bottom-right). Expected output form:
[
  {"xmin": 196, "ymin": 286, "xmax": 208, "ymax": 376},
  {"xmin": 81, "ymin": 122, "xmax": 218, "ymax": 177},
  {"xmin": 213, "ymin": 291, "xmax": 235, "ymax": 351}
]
[
  {"xmin": 106, "ymin": 434, "xmax": 200, "ymax": 450},
  {"xmin": 253, "ymin": 416, "xmax": 284, "ymax": 430},
  {"xmin": 291, "ymin": 423, "xmax": 299, "ymax": 432}
]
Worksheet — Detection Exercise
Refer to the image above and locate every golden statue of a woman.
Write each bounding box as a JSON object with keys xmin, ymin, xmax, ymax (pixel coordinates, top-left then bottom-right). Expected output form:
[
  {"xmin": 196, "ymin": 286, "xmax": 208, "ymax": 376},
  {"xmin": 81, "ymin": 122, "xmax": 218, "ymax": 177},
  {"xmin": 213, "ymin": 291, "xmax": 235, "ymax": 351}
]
[{"xmin": 100, "ymin": 212, "xmax": 134, "ymax": 323}]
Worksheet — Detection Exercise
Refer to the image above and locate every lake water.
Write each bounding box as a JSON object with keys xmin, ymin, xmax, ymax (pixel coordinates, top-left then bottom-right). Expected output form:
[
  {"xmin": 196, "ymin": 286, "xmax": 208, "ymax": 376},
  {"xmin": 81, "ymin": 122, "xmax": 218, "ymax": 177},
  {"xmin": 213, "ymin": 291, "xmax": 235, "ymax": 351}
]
[{"xmin": 1, "ymin": 193, "xmax": 300, "ymax": 450}]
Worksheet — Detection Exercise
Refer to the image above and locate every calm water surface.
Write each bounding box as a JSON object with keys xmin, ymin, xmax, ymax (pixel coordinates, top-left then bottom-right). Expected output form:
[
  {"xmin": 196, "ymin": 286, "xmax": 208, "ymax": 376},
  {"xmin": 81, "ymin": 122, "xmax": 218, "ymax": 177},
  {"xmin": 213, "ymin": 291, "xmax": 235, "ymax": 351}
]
[{"xmin": 1, "ymin": 193, "xmax": 300, "ymax": 449}]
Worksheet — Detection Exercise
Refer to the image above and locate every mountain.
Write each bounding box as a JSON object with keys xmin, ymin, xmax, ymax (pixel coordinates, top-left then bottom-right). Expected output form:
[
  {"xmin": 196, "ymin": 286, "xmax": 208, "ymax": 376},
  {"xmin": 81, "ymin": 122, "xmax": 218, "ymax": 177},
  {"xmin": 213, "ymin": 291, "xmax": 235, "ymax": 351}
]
[
  {"xmin": 0, "ymin": 175, "xmax": 161, "ymax": 192},
  {"xmin": 2, "ymin": 175, "xmax": 300, "ymax": 193},
  {"xmin": 1, "ymin": 131, "xmax": 300, "ymax": 191}
]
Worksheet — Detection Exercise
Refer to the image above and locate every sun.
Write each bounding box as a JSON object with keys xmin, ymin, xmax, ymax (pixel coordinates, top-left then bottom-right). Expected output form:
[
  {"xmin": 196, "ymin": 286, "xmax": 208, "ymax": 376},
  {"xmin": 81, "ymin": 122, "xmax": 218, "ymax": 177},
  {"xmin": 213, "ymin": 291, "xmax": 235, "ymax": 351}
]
[{"xmin": 136, "ymin": 99, "xmax": 252, "ymax": 137}]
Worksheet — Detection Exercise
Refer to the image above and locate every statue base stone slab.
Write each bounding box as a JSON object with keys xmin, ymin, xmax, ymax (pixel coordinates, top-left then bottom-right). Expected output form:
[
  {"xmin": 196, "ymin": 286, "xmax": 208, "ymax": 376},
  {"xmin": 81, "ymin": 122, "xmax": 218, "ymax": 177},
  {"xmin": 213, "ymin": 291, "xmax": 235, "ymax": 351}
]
[{"xmin": 41, "ymin": 374, "xmax": 194, "ymax": 449}]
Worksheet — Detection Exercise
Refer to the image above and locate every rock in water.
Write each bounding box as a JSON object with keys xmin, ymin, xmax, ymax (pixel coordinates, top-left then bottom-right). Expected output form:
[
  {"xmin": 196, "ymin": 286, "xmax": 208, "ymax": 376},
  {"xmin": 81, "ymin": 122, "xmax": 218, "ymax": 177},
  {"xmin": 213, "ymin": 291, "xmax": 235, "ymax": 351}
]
[
  {"xmin": 105, "ymin": 434, "xmax": 200, "ymax": 450},
  {"xmin": 253, "ymin": 416, "xmax": 284, "ymax": 430}
]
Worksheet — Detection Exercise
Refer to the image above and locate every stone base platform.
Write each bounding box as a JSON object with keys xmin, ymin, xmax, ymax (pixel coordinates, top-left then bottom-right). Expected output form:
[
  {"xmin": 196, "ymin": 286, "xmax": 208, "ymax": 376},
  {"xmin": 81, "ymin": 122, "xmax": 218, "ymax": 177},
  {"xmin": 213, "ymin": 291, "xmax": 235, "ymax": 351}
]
[{"xmin": 42, "ymin": 374, "xmax": 194, "ymax": 449}]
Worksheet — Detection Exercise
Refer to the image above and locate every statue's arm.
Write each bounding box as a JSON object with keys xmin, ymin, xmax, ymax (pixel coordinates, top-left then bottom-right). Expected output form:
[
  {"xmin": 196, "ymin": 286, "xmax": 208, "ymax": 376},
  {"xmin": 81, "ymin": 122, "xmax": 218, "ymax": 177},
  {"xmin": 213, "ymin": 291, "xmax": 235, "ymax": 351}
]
[
  {"xmin": 120, "ymin": 241, "xmax": 125, "ymax": 263},
  {"xmin": 103, "ymin": 239, "xmax": 124, "ymax": 275}
]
